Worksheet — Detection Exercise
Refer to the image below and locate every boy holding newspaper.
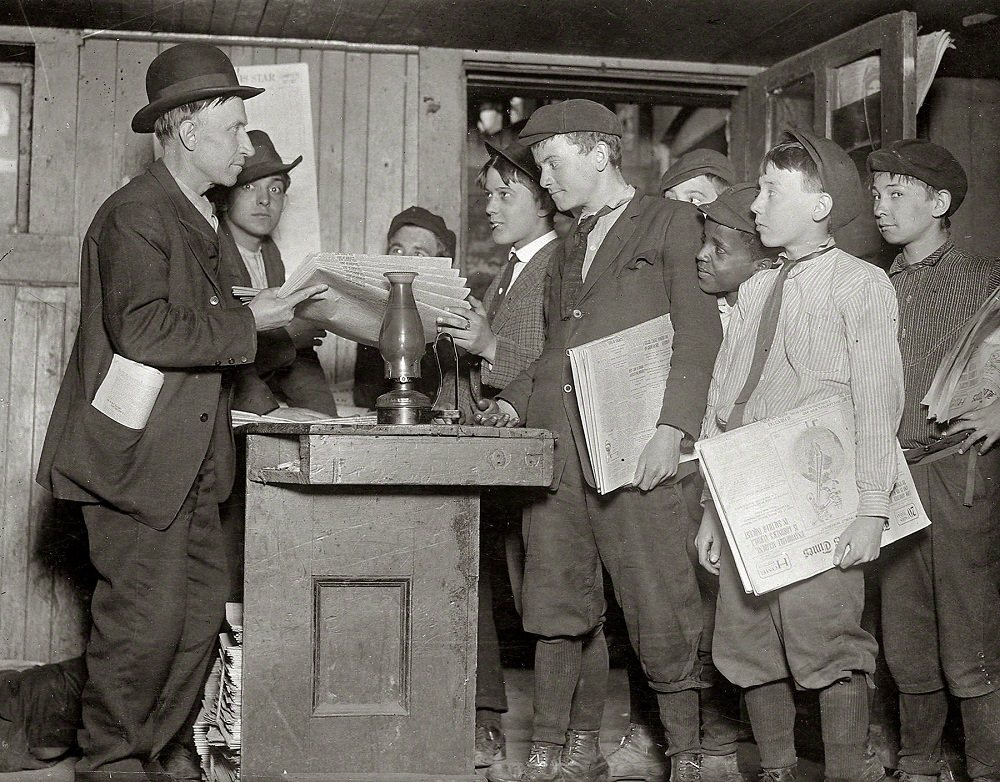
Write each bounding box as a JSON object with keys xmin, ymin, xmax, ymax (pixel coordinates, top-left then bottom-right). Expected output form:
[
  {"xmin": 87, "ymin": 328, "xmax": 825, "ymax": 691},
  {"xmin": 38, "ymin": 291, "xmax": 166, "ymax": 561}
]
[
  {"xmin": 869, "ymin": 139, "xmax": 1000, "ymax": 782},
  {"xmin": 695, "ymin": 129, "xmax": 904, "ymax": 782}
]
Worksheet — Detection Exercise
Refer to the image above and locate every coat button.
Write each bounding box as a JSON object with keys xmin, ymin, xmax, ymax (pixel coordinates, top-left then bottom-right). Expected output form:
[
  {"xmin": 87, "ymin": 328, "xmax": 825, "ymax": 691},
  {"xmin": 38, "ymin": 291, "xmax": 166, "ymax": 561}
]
[
  {"xmin": 572, "ymin": 309, "xmax": 583, "ymax": 319},
  {"xmin": 563, "ymin": 384, "xmax": 572, "ymax": 393},
  {"xmin": 240, "ymin": 356, "xmax": 248, "ymax": 363},
  {"xmin": 210, "ymin": 295, "xmax": 219, "ymax": 306},
  {"xmin": 200, "ymin": 413, "xmax": 208, "ymax": 422},
  {"xmin": 228, "ymin": 357, "xmax": 235, "ymax": 364}
]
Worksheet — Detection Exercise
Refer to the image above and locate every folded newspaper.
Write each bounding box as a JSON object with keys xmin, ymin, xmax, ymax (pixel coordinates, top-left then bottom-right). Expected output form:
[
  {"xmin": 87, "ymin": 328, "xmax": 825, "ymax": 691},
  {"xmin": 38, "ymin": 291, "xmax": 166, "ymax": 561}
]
[
  {"xmin": 233, "ymin": 252, "xmax": 471, "ymax": 346},
  {"xmin": 923, "ymin": 285, "xmax": 1000, "ymax": 423},
  {"xmin": 568, "ymin": 314, "xmax": 696, "ymax": 495},
  {"xmin": 696, "ymin": 395, "xmax": 930, "ymax": 595},
  {"xmin": 194, "ymin": 603, "xmax": 243, "ymax": 782}
]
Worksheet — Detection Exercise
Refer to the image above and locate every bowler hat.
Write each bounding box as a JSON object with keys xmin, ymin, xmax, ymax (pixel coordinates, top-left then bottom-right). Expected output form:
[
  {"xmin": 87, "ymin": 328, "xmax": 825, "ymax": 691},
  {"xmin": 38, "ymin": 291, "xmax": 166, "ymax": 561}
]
[
  {"xmin": 235, "ymin": 130, "xmax": 302, "ymax": 187},
  {"xmin": 519, "ymin": 99, "xmax": 622, "ymax": 146},
  {"xmin": 699, "ymin": 182, "xmax": 759, "ymax": 235},
  {"xmin": 866, "ymin": 139, "xmax": 967, "ymax": 216},
  {"xmin": 132, "ymin": 43, "xmax": 264, "ymax": 134},
  {"xmin": 388, "ymin": 206, "xmax": 457, "ymax": 259},
  {"xmin": 484, "ymin": 139, "xmax": 541, "ymax": 182},
  {"xmin": 661, "ymin": 149, "xmax": 736, "ymax": 194}
]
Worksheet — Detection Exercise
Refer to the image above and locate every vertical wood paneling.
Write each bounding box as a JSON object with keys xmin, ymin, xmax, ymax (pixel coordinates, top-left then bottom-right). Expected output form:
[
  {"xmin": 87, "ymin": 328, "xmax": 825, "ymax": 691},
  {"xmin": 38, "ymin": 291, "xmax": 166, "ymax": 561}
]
[
  {"xmin": 341, "ymin": 52, "xmax": 370, "ymax": 254},
  {"xmin": 299, "ymin": 48, "xmax": 323, "ymax": 162},
  {"xmin": 228, "ymin": 44, "xmax": 256, "ymax": 66},
  {"xmin": 29, "ymin": 36, "xmax": 80, "ymax": 235},
  {"xmin": 0, "ymin": 285, "xmax": 15, "ymax": 653},
  {"xmin": 403, "ymin": 53, "xmax": 419, "ymax": 207},
  {"xmin": 317, "ymin": 49, "xmax": 346, "ymax": 254},
  {"xmin": 112, "ymin": 41, "xmax": 157, "ymax": 187},
  {"xmin": 364, "ymin": 54, "xmax": 407, "ymax": 254},
  {"xmin": 252, "ymin": 46, "xmax": 277, "ymax": 65},
  {"xmin": 75, "ymin": 39, "xmax": 118, "ymax": 237}
]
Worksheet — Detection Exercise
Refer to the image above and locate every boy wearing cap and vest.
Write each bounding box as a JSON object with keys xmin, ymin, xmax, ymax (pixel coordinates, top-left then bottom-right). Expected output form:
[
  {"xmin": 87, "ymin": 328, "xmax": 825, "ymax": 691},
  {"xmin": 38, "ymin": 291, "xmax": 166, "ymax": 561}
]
[
  {"xmin": 435, "ymin": 139, "xmax": 560, "ymax": 770},
  {"xmin": 611, "ymin": 183, "xmax": 771, "ymax": 782},
  {"xmin": 35, "ymin": 44, "xmax": 326, "ymax": 780},
  {"xmin": 661, "ymin": 149, "xmax": 736, "ymax": 207},
  {"xmin": 353, "ymin": 205, "xmax": 457, "ymax": 409},
  {"xmin": 868, "ymin": 139, "xmax": 1000, "ymax": 782},
  {"xmin": 478, "ymin": 98, "xmax": 722, "ymax": 782},
  {"xmin": 695, "ymin": 129, "xmax": 904, "ymax": 782},
  {"xmin": 217, "ymin": 129, "xmax": 338, "ymax": 420}
]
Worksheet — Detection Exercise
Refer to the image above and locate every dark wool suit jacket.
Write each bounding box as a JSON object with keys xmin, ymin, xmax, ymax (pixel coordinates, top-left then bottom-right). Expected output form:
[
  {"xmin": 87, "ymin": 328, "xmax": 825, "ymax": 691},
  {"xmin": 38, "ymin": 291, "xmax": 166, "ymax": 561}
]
[
  {"xmin": 441, "ymin": 236, "xmax": 559, "ymax": 423},
  {"xmin": 218, "ymin": 224, "xmax": 338, "ymax": 417},
  {"xmin": 500, "ymin": 192, "xmax": 722, "ymax": 490},
  {"xmin": 37, "ymin": 160, "xmax": 258, "ymax": 530}
]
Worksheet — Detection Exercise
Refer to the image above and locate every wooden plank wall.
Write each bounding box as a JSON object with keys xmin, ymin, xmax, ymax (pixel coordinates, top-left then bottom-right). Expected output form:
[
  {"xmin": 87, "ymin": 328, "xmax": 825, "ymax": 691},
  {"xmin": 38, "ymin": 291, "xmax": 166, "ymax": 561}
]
[{"xmin": 0, "ymin": 30, "xmax": 459, "ymax": 663}]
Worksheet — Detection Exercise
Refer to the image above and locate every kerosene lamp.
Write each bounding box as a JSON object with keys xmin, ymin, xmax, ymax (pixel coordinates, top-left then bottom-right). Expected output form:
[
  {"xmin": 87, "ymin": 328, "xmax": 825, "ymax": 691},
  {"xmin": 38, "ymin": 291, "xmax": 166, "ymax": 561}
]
[{"xmin": 375, "ymin": 271, "xmax": 432, "ymax": 424}]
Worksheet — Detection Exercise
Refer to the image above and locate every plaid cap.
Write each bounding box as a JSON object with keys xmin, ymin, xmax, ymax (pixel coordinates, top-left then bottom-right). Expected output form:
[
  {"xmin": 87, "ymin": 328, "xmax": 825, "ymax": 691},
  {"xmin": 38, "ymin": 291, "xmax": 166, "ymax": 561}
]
[
  {"xmin": 661, "ymin": 149, "xmax": 736, "ymax": 193},
  {"xmin": 518, "ymin": 99, "xmax": 623, "ymax": 146},
  {"xmin": 867, "ymin": 139, "xmax": 968, "ymax": 216},
  {"xmin": 699, "ymin": 182, "xmax": 759, "ymax": 235}
]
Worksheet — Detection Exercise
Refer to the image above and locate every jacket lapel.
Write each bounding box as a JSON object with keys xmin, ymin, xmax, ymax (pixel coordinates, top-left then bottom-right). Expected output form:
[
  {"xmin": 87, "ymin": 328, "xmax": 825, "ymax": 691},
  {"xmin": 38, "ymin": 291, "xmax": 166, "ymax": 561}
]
[
  {"xmin": 261, "ymin": 237, "xmax": 287, "ymax": 287},
  {"xmin": 577, "ymin": 192, "xmax": 643, "ymax": 302},
  {"xmin": 149, "ymin": 161, "xmax": 223, "ymax": 295},
  {"xmin": 492, "ymin": 237, "xmax": 558, "ymax": 332}
]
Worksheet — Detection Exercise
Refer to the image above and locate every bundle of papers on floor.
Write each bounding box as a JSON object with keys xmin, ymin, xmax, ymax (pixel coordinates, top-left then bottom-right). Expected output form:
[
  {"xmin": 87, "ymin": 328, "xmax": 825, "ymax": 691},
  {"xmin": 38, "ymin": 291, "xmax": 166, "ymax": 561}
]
[
  {"xmin": 923, "ymin": 285, "xmax": 1000, "ymax": 423},
  {"xmin": 567, "ymin": 314, "xmax": 696, "ymax": 495},
  {"xmin": 233, "ymin": 253, "xmax": 471, "ymax": 346},
  {"xmin": 696, "ymin": 395, "xmax": 930, "ymax": 596},
  {"xmin": 194, "ymin": 603, "xmax": 243, "ymax": 782}
]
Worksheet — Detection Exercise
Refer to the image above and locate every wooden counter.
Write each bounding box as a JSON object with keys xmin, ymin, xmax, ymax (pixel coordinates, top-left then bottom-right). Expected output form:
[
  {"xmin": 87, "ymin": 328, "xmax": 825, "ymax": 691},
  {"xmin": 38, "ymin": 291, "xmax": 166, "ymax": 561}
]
[{"xmin": 239, "ymin": 423, "xmax": 554, "ymax": 781}]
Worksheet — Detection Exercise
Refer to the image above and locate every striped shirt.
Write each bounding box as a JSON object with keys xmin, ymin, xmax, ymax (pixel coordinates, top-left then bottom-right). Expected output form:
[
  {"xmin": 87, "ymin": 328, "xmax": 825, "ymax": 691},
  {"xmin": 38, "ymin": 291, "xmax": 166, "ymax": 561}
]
[
  {"xmin": 890, "ymin": 240, "xmax": 1000, "ymax": 449},
  {"xmin": 701, "ymin": 247, "xmax": 904, "ymax": 518}
]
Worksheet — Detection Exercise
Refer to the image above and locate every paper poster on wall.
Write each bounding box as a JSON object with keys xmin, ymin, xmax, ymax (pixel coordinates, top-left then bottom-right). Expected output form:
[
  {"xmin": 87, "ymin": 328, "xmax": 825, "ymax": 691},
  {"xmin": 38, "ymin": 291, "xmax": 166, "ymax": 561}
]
[{"xmin": 235, "ymin": 63, "xmax": 322, "ymax": 272}]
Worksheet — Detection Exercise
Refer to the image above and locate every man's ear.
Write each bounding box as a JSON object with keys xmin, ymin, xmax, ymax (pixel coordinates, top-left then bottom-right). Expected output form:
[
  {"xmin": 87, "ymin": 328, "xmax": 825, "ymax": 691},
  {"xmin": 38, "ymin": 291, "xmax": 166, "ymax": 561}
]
[
  {"xmin": 592, "ymin": 141, "xmax": 610, "ymax": 172},
  {"xmin": 178, "ymin": 118, "xmax": 198, "ymax": 152},
  {"xmin": 812, "ymin": 192, "xmax": 834, "ymax": 223},
  {"xmin": 931, "ymin": 188, "xmax": 952, "ymax": 219}
]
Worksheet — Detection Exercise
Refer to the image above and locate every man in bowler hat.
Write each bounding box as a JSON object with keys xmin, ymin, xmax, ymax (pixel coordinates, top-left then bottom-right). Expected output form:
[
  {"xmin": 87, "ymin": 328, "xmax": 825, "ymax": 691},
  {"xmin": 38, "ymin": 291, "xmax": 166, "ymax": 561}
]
[{"xmin": 36, "ymin": 43, "xmax": 326, "ymax": 780}]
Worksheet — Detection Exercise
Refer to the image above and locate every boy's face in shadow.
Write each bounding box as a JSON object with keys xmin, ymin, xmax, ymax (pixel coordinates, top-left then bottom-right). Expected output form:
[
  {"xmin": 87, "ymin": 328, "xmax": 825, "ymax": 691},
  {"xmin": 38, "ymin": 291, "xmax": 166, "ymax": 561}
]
[
  {"xmin": 752, "ymin": 163, "xmax": 824, "ymax": 249},
  {"xmin": 696, "ymin": 219, "xmax": 761, "ymax": 296},
  {"xmin": 664, "ymin": 174, "xmax": 721, "ymax": 207},
  {"xmin": 388, "ymin": 225, "xmax": 441, "ymax": 257},
  {"xmin": 483, "ymin": 166, "xmax": 548, "ymax": 249}
]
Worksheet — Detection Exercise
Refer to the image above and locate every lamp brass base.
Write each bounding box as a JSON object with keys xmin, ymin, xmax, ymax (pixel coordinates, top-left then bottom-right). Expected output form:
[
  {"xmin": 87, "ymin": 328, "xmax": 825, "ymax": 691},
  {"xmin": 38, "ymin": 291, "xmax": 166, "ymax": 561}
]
[{"xmin": 375, "ymin": 386, "xmax": 432, "ymax": 425}]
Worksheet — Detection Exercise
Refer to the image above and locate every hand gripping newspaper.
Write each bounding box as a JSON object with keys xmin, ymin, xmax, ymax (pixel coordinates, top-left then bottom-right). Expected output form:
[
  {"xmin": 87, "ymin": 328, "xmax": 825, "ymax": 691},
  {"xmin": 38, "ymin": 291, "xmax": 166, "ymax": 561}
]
[{"xmin": 696, "ymin": 395, "xmax": 930, "ymax": 595}]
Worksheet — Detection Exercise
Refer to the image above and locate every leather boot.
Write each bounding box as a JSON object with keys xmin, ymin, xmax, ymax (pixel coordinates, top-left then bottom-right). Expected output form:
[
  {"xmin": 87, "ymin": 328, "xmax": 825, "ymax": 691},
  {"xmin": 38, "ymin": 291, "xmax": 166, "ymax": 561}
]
[{"xmin": 561, "ymin": 729, "xmax": 610, "ymax": 782}]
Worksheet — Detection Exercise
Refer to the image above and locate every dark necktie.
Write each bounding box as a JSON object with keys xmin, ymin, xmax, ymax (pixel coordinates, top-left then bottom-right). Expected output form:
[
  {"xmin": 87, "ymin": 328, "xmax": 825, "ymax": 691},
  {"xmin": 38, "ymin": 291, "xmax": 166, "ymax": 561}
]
[
  {"xmin": 486, "ymin": 250, "xmax": 519, "ymax": 323},
  {"xmin": 725, "ymin": 245, "xmax": 834, "ymax": 430},
  {"xmin": 561, "ymin": 205, "xmax": 616, "ymax": 319}
]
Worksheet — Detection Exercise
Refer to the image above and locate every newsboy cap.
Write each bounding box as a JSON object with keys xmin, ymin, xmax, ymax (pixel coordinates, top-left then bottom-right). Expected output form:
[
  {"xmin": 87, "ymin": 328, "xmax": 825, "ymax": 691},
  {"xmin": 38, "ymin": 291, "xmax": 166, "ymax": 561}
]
[
  {"xmin": 388, "ymin": 206, "xmax": 456, "ymax": 259},
  {"xmin": 661, "ymin": 149, "xmax": 736, "ymax": 194},
  {"xmin": 484, "ymin": 139, "xmax": 542, "ymax": 182},
  {"xmin": 132, "ymin": 43, "xmax": 263, "ymax": 134},
  {"xmin": 235, "ymin": 130, "xmax": 302, "ymax": 188},
  {"xmin": 779, "ymin": 128, "xmax": 863, "ymax": 232},
  {"xmin": 866, "ymin": 139, "xmax": 968, "ymax": 216},
  {"xmin": 699, "ymin": 182, "xmax": 759, "ymax": 235},
  {"xmin": 518, "ymin": 99, "xmax": 623, "ymax": 146}
]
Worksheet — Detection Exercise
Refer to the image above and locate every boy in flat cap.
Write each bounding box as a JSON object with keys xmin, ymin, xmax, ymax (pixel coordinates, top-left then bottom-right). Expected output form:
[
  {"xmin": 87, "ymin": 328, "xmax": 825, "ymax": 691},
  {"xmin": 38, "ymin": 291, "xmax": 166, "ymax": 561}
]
[
  {"xmin": 436, "ymin": 139, "xmax": 560, "ymax": 769},
  {"xmin": 611, "ymin": 183, "xmax": 771, "ymax": 782},
  {"xmin": 661, "ymin": 149, "xmax": 736, "ymax": 207},
  {"xmin": 353, "ymin": 205, "xmax": 457, "ymax": 409},
  {"xmin": 479, "ymin": 98, "xmax": 722, "ymax": 782},
  {"xmin": 869, "ymin": 139, "xmax": 1000, "ymax": 782},
  {"xmin": 36, "ymin": 43, "xmax": 325, "ymax": 780},
  {"xmin": 218, "ymin": 129, "xmax": 338, "ymax": 420},
  {"xmin": 696, "ymin": 129, "xmax": 904, "ymax": 782}
]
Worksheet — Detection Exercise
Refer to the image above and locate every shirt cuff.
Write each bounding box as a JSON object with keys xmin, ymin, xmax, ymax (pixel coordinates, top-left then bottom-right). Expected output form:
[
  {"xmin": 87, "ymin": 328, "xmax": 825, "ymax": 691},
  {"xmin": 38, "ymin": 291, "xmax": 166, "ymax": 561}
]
[{"xmin": 857, "ymin": 489, "xmax": 891, "ymax": 519}]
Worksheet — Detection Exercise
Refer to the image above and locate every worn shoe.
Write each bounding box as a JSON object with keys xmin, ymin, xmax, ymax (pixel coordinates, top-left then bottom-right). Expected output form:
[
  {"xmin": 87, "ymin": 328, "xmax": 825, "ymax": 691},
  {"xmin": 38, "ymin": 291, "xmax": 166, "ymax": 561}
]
[
  {"xmin": 759, "ymin": 766, "xmax": 797, "ymax": 782},
  {"xmin": 895, "ymin": 773, "xmax": 940, "ymax": 782},
  {"xmin": 861, "ymin": 739, "xmax": 886, "ymax": 782},
  {"xmin": 670, "ymin": 753, "xmax": 702, "ymax": 782},
  {"xmin": 607, "ymin": 723, "xmax": 668, "ymax": 782},
  {"xmin": 157, "ymin": 740, "xmax": 202, "ymax": 782},
  {"xmin": 476, "ymin": 722, "xmax": 507, "ymax": 768},
  {"xmin": 561, "ymin": 729, "xmax": 610, "ymax": 781},
  {"xmin": 518, "ymin": 742, "xmax": 563, "ymax": 782},
  {"xmin": 701, "ymin": 753, "xmax": 741, "ymax": 782}
]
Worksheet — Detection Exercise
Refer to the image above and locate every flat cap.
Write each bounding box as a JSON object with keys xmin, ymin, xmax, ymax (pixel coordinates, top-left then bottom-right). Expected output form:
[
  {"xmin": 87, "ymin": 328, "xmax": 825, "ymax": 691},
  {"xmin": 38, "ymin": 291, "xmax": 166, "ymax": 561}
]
[
  {"xmin": 485, "ymin": 138, "xmax": 541, "ymax": 182},
  {"xmin": 519, "ymin": 99, "xmax": 622, "ymax": 146},
  {"xmin": 699, "ymin": 182, "xmax": 759, "ymax": 235},
  {"xmin": 867, "ymin": 139, "xmax": 967, "ymax": 216},
  {"xmin": 780, "ymin": 128, "xmax": 862, "ymax": 232},
  {"xmin": 388, "ymin": 206, "xmax": 456, "ymax": 259},
  {"xmin": 661, "ymin": 149, "xmax": 736, "ymax": 193}
]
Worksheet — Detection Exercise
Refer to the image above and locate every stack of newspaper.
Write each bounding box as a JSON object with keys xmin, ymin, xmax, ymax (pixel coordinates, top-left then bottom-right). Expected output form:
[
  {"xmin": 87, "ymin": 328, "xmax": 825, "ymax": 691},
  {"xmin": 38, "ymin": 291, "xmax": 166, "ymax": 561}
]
[
  {"xmin": 233, "ymin": 253, "xmax": 471, "ymax": 345},
  {"xmin": 194, "ymin": 603, "xmax": 243, "ymax": 782},
  {"xmin": 567, "ymin": 314, "xmax": 695, "ymax": 494},
  {"xmin": 923, "ymin": 285, "xmax": 1000, "ymax": 423},
  {"xmin": 230, "ymin": 410, "xmax": 377, "ymax": 426},
  {"xmin": 696, "ymin": 396, "xmax": 930, "ymax": 595}
]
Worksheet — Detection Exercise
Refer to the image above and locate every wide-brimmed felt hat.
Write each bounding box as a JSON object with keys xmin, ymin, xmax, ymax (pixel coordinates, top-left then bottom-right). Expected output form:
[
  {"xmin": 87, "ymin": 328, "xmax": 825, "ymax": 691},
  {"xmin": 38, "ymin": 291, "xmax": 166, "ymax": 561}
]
[
  {"xmin": 779, "ymin": 128, "xmax": 862, "ymax": 232},
  {"xmin": 484, "ymin": 139, "xmax": 541, "ymax": 182},
  {"xmin": 132, "ymin": 43, "xmax": 264, "ymax": 134},
  {"xmin": 388, "ymin": 206, "xmax": 457, "ymax": 259},
  {"xmin": 867, "ymin": 139, "xmax": 968, "ymax": 216},
  {"xmin": 519, "ymin": 99, "xmax": 623, "ymax": 146},
  {"xmin": 661, "ymin": 149, "xmax": 736, "ymax": 193},
  {"xmin": 699, "ymin": 182, "xmax": 759, "ymax": 235},
  {"xmin": 235, "ymin": 130, "xmax": 302, "ymax": 187}
]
